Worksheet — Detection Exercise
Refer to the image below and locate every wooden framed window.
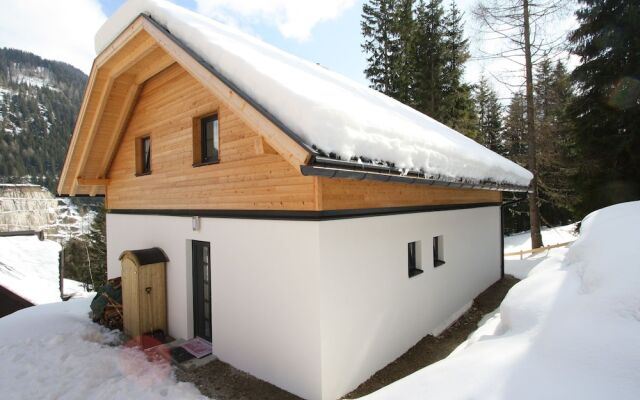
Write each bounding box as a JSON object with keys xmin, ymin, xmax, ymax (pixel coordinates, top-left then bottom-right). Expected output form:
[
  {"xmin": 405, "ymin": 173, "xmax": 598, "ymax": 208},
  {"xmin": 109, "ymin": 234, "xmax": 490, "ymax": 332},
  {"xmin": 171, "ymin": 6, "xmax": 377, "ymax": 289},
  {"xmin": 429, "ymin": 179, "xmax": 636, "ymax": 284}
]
[
  {"xmin": 135, "ymin": 135, "xmax": 151, "ymax": 176},
  {"xmin": 193, "ymin": 113, "xmax": 219, "ymax": 166},
  {"xmin": 408, "ymin": 241, "xmax": 423, "ymax": 277},
  {"xmin": 433, "ymin": 235, "xmax": 445, "ymax": 267}
]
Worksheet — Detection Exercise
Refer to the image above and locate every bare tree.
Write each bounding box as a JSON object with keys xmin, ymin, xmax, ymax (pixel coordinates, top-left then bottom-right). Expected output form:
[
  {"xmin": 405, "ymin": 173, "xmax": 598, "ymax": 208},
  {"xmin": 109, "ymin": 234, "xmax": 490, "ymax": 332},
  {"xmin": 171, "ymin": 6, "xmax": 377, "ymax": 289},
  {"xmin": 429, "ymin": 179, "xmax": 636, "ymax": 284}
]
[{"xmin": 473, "ymin": 0, "xmax": 568, "ymax": 249}]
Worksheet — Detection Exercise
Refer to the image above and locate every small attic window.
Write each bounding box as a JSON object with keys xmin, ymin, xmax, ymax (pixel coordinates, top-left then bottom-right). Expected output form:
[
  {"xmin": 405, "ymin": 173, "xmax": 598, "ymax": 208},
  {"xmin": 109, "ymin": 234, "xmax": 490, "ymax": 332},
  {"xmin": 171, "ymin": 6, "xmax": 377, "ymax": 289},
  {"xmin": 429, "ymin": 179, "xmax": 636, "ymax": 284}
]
[
  {"xmin": 408, "ymin": 241, "xmax": 423, "ymax": 278},
  {"xmin": 135, "ymin": 135, "xmax": 151, "ymax": 176},
  {"xmin": 433, "ymin": 235, "xmax": 445, "ymax": 267},
  {"xmin": 193, "ymin": 113, "xmax": 219, "ymax": 166}
]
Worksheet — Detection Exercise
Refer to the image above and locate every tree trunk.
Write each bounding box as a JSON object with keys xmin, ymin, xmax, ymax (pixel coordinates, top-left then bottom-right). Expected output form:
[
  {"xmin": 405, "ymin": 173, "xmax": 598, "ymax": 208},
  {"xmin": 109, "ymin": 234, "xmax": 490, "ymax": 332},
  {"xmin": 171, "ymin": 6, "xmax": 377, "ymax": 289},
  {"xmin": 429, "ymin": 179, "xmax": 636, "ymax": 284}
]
[{"xmin": 523, "ymin": 0, "xmax": 543, "ymax": 248}]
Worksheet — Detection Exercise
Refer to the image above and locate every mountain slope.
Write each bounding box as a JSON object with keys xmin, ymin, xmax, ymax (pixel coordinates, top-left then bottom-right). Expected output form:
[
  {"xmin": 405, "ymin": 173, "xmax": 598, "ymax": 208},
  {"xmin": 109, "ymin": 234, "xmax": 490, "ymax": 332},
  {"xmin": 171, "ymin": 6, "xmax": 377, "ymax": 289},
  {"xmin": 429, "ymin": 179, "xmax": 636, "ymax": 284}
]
[{"xmin": 0, "ymin": 48, "xmax": 87, "ymax": 191}]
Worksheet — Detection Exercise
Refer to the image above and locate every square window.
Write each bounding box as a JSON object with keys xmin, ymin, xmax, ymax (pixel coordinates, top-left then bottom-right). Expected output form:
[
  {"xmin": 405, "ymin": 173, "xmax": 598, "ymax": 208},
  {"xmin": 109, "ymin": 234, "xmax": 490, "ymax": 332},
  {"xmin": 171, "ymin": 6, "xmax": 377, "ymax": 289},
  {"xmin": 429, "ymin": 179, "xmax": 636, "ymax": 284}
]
[
  {"xmin": 408, "ymin": 241, "xmax": 423, "ymax": 277},
  {"xmin": 194, "ymin": 113, "xmax": 219, "ymax": 166},
  {"xmin": 135, "ymin": 135, "xmax": 151, "ymax": 175},
  {"xmin": 433, "ymin": 235, "xmax": 445, "ymax": 267}
]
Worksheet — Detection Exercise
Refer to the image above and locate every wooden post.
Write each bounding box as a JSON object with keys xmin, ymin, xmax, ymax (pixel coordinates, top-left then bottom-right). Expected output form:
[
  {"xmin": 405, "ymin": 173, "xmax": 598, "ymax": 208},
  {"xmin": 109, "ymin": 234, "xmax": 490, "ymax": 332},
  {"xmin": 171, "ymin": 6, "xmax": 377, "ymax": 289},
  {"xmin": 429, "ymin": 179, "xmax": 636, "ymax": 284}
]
[{"xmin": 59, "ymin": 247, "xmax": 65, "ymax": 301}]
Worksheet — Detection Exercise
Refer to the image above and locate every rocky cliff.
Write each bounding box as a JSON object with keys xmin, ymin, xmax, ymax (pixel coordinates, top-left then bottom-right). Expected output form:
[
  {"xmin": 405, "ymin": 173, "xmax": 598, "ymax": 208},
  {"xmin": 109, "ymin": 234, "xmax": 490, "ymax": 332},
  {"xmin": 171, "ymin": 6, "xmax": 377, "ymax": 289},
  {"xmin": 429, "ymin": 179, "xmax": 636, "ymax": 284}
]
[{"xmin": 0, "ymin": 184, "xmax": 94, "ymax": 241}]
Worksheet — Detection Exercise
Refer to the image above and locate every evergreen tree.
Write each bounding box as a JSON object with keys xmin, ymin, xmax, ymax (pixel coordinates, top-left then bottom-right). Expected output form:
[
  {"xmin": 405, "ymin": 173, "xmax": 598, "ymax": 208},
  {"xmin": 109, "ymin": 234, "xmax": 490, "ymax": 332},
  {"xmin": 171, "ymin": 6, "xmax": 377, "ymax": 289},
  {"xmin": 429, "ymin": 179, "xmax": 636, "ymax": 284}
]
[
  {"xmin": 503, "ymin": 91, "xmax": 530, "ymax": 233},
  {"xmin": 62, "ymin": 206, "xmax": 107, "ymax": 290},
  {"xmin": 474, "ymin": 76, "xmax": 504, "ymax": 154},
  {"xmin": 86, "ymin": 206, "xmax": 107, "ymax": 289},
  {"xmin": 535, "ymin": 59, "xmax": 576, "ymax": 225},
  {"xmin": 414, "ymin": 0, "xmax": 446, "ymax": 118},
  {"xmin": 569, "ymin": 0, "xmax": 640, "ymax": 215},
  {"xmin": 361, "ymin": 0, "xmax": 398, "ymax": 96},
  {"xmin": 392, "ymin": 0, "xmax": 416, "ymax": 105},
  {"xmin": 441, "ymin": 1, "xmax": 476, "ymax": 138}
]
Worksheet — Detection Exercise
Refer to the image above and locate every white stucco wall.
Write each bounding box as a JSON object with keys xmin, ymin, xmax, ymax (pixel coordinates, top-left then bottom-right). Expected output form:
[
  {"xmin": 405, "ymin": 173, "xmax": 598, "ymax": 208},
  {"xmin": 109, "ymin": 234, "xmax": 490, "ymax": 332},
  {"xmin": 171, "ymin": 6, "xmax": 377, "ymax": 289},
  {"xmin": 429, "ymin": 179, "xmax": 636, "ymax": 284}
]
[
  {"xmin": 106, "ymin": 206, "xmax": 501, "ymax": 400},
  {"xmin": 317, "ymin": 206, "xmax": 502, "ymax": 400},
  {"xmin": 106, "ymin": 213, "xmax": 322, "ymax": 400}
]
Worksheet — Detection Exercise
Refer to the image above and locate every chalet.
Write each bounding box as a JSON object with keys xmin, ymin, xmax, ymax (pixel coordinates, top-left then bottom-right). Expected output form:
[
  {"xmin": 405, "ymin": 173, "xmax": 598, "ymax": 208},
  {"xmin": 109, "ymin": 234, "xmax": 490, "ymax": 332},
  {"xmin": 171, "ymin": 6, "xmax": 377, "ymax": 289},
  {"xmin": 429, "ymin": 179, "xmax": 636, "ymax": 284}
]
[{"xmin": 57, "ymin": 1, "xmax": 532, "ymax": 399}]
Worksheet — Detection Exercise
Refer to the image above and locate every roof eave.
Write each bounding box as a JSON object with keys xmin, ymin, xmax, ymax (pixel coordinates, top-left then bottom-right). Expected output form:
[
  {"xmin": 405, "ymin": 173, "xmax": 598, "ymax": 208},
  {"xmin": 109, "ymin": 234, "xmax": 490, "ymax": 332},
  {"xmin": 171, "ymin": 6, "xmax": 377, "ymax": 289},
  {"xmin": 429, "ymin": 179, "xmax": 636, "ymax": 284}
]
[{"xmin": 302, "ymin": 157, "xmax": 531, "ymax": 193}]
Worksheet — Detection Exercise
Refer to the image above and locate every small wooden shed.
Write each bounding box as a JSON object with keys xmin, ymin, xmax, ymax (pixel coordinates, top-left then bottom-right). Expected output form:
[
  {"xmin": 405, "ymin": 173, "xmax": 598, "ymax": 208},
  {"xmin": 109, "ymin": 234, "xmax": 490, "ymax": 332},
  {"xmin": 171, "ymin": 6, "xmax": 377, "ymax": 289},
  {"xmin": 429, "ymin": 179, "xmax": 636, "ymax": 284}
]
[{"xmin": 119, "ymin": 247, "xmax": 168, "ymax": 338}]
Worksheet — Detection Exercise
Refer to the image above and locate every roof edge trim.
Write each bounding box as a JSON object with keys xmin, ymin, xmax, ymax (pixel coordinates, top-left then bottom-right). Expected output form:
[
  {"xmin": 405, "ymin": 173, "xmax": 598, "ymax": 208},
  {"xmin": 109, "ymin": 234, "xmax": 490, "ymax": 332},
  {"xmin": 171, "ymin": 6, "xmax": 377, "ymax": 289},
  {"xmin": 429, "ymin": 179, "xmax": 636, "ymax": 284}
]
[{"xmin": 302, "ymin": 157, "xmax": 531, "ymax": 193}]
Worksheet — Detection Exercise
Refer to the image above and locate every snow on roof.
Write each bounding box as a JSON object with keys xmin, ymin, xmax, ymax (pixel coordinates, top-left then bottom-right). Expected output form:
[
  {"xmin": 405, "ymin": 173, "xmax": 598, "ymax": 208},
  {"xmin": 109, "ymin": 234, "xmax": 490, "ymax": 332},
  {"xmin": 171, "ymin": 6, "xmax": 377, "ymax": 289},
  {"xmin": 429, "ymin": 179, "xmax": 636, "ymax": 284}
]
[
  {"xmin": 96, "ymin": 0, "xmax": 532, "ymax": 188},
  {"xmin": 361, "ymin": 201, "xmax": 640, "ymax": 399},
  {"xmin": 0, "ymin": 236, "xmax": 87, "ymax": 304}
]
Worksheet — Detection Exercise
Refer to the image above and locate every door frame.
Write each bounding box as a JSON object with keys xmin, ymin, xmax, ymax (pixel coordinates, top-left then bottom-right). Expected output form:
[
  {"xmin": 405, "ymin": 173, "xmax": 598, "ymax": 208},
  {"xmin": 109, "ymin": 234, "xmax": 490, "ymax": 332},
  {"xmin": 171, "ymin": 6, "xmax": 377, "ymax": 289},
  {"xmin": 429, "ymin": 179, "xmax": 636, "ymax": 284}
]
[{"xmin": 191, "ymin": 240, "xmax": 212, "ymax": 342}]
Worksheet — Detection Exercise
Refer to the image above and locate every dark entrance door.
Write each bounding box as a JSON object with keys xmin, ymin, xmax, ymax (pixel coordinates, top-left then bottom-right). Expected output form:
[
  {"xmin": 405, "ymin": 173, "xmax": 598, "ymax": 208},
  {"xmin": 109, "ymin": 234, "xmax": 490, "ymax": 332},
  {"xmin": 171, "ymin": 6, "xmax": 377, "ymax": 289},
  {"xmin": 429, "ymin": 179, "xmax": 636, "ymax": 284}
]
[{"xmin": 192, "ymin": 240, "xmax": 212, "ymax": 342}]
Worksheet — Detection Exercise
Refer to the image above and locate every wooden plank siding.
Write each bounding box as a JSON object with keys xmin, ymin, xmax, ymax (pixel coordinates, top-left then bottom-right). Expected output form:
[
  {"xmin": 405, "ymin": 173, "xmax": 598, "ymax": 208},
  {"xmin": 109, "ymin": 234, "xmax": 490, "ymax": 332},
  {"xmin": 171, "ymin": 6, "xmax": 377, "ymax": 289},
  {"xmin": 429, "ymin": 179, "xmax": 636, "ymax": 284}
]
[
  {"xmin": 317, "ymin": 178, "xmax": 502, "ymax": 210},
  {"xmin": 106, "ymin": 63, "xmax": 317, "ymax": 211}
]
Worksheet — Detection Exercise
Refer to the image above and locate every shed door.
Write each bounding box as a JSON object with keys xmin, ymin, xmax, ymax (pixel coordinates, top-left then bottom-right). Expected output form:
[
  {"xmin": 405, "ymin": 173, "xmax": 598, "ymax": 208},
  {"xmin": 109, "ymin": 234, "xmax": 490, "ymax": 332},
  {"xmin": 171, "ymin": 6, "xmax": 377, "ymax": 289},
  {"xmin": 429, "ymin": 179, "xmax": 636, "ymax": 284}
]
[{"xmin": 192, "ymin": 240, "xmax": 212, "ymax": 342}]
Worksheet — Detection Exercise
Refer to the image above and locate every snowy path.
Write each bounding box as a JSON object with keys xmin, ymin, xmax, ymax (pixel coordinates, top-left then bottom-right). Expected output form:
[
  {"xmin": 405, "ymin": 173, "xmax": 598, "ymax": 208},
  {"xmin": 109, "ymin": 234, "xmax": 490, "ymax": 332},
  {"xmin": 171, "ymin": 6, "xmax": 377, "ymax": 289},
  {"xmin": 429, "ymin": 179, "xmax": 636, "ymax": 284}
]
[
  {"xmin": 0, "ymin": 298, "xmax": 206, "ymax": 400},
  {"xmin": 504, "ymin": 223, "xmax": 578, "ymax": 279}
]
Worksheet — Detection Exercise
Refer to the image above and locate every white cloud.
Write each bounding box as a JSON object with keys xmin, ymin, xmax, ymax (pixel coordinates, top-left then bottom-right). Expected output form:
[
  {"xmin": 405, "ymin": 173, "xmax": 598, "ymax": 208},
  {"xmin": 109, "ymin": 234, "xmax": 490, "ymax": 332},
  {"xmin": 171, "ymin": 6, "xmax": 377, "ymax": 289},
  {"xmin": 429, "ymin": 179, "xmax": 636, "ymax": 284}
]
[
  {"xmin": 0, "ymin": 0, "xmax": 107, "ymax": 73},
  {"xmin": 194, "ymin": 0, "xmax": 357, "ymax": 41}
]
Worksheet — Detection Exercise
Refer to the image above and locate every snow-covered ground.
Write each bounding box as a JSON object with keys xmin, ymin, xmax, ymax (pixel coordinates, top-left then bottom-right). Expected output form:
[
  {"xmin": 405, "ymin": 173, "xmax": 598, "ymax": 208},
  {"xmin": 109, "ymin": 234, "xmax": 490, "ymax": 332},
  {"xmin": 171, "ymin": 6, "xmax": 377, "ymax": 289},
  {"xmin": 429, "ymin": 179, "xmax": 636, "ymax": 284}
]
[
  {"xmin": 0, "ymin": 235, "xmax": 87, "ymax": 304},
  {"xmin": 504, "ymin": 223, "xmax": 579, "ymax": 279},
  {"xmin": 359, "ymin": 201, "xmax": 640, "ymax": 400},
  {"xmin": 0, "ymin": 297, "xmax": 206, "ymax": 400}
]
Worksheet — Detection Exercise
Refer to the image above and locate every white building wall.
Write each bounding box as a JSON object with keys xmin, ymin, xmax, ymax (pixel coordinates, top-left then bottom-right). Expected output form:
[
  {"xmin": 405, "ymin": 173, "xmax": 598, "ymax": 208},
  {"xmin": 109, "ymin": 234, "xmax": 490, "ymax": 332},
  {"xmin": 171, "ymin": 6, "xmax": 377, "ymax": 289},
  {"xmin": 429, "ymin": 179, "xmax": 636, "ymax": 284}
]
[
  {"xmin": 106, "ymin": 213, "xmax": 322, "ymax": 400},
  {"xmin": 106, "ymin": 206, "xmax": 501, "ymax": 400},
  {"xmin": 317, "ymin": 206, "xmax": 502, "ymax": 400}
]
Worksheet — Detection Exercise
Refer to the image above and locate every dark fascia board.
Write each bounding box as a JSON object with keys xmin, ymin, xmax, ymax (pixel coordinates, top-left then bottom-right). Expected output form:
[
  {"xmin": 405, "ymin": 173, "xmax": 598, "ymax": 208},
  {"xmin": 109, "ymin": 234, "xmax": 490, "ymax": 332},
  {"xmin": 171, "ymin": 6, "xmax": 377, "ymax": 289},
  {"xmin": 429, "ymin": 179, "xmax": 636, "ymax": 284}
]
[
  {"xmin": 302, "ymin": 157, "xmax": 531, "ymax": 193},
  {"xmin": 108, "ymin": 202, "xmax": 501, "ymax": 221},
  {"xmin": 141, "ymin": 14, "xmax": 317, "ymax": 157}
]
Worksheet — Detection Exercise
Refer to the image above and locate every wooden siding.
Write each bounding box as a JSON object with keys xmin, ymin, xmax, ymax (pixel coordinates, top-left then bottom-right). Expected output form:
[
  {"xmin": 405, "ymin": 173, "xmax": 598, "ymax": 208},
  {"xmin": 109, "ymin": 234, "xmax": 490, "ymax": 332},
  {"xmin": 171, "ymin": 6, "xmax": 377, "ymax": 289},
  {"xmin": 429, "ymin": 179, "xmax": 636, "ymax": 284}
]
[
  {"xmin": 107, "ymin": 63, "xmax": 316, "ymax": 210},
  {"xmin": 317, "ymin": 178, "xmax": 502, "ymax": 210}
]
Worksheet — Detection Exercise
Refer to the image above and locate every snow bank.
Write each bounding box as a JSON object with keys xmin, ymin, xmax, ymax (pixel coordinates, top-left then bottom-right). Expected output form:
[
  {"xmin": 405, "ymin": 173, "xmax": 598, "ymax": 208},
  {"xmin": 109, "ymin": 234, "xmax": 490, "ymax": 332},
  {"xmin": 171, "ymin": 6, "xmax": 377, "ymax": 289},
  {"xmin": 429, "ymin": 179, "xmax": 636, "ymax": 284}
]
[
  {"xmin": 95, "ymin": 0, "xmax": 532, "ymax": 188},
  {"xmin": 0, "ymin": 297, "xmax": 205, "ymax": 400},
  {"xmin": 0, "ymin": 236, "xmax": 87, "ymax": 304},
  {"xmin": 359, "ymin": 201, "xmax": 640, "ymax": 400},
  {"xmin": 504, "ymin": 223, "xmax": 578, "ymax": 253},
  {"xmin": 504, "ymin": 223, "xmax": 578, "ymax": 279}
]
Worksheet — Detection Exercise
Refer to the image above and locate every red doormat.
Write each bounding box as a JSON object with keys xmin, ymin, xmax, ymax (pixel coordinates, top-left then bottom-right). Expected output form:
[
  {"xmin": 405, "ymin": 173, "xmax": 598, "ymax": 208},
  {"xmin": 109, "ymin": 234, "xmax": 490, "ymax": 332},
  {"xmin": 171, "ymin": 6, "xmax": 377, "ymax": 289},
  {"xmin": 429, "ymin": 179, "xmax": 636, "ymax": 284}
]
[{"xmin": 181, "ymin": 337, "xmax": 212, "ymax": 358}]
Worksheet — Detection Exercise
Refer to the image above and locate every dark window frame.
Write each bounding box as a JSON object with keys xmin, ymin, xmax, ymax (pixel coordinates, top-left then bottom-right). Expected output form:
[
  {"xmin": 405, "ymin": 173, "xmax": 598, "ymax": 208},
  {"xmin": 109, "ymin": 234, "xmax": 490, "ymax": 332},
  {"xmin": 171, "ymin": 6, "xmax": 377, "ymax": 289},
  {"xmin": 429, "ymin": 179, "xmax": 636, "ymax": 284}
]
[
  {"xmin": 433, "ymin": 235, "xmax": 445, "ymax": 267},
  {"xmin": 135, "ymin": 135, "xmax": 152, "ymax": 176},
  {"xmin": 408, "ymin": 241, "xmax": 423, "ymax": 277},
  {"xmin": 196, "ymin": 114, "xmax": 219, "ymax": 166}
]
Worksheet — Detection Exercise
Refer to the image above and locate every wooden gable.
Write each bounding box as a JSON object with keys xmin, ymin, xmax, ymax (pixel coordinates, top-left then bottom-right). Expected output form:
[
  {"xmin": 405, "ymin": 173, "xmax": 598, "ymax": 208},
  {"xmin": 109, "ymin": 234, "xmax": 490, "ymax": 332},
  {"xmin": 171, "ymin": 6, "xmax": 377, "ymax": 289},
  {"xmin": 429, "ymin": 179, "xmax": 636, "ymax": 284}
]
[
  {"xmin": 107, "ymin": 63, "xmax": 316, "ymax": 210},
  {"xmin": 58, "ymin": 16, "xmax": 311, "ymax": 198}
]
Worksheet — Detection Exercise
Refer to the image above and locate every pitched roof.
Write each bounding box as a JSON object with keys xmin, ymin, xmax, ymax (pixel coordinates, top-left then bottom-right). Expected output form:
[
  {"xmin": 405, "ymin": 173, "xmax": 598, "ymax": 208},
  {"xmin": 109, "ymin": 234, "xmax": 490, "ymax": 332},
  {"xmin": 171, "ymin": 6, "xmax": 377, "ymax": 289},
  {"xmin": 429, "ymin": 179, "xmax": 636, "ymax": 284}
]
[{"xmin": 96, "ymin": 0, "xmax": 532, "ymax": 190}]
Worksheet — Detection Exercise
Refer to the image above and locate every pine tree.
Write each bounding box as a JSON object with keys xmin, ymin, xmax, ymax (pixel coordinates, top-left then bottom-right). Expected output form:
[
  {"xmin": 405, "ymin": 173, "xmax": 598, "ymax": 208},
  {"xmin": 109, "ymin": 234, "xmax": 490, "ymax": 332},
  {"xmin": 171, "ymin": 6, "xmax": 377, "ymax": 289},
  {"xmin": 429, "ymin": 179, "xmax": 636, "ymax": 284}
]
[
  {"xmin": 361, "ymin": 0, "xmax": 398, "ymax": 96},
  {"xmin": 535, "ymin": 59, "xmax": 576, "ymax": 225},
  {"xmin": 414, "ymin": 0, "xmax": 446, "ymax": 119},
  {"xmin": 392, "ymin": 0, "xmax": 416, "ymax": 105},
  {"xmin": 441, "ymin": 1, "xmax": 476, "ymax": 138},
  {"xmin": 502, "ymin": 92, "xmax": 530, "ymax": 233},
  {"xmin": 474, "ymin": 76, "xmax": 504, "ymax": 154},
  {"xmin": 504, "ymin": 92, "xmax": 528, "ymax": 167},
  {"xmin": 86, "ymin": 206, "xmax": 107, "ymax": 289},
  {"xmin": 569, "ymin": 0, "xmax": 640, "ymax": 215}
]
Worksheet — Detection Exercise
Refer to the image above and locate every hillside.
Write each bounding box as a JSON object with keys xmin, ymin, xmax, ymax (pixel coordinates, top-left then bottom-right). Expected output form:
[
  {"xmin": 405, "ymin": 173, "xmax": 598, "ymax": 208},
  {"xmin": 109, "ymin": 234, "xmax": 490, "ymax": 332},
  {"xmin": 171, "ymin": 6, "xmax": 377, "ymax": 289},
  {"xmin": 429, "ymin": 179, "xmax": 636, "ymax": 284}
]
[{"xmin": 0, "ymin": 48, "xmax": 88, "ymax": 191}]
